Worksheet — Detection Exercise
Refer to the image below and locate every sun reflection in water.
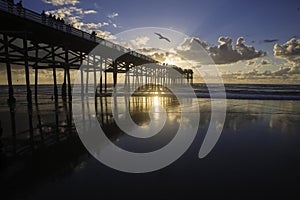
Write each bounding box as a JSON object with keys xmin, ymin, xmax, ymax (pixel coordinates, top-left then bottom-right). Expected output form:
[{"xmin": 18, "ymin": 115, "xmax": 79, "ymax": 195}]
[
  {"xmin": 154, "ymin": 96, "xmax": 159, "ymax": 106},
  {"xmin": 153, "ymin": 96, "xmax": 160, "ymax": 113}
]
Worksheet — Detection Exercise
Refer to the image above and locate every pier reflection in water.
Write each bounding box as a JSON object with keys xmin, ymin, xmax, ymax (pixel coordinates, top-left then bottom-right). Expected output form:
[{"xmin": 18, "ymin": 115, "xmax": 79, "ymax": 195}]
[
  {"xmin": 96, "ymin": 94, "xmax": 183, "ymax": 152},
  {"xmin": 1, "ymin": 90, "xmax": 300, "ymax": 199}
]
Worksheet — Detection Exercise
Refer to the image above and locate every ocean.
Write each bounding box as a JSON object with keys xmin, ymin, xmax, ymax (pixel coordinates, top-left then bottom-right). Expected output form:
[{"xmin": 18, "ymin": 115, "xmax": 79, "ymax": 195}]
[{"xmin": 1, "ymin": 83, "xmax": 300, "ymax": 99}]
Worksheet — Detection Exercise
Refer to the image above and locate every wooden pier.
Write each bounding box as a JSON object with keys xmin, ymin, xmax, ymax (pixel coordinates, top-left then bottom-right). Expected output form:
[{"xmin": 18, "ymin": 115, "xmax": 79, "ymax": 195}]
[
  {"xmin": 0, "ymin": 0, "xmax": 193, "ymax": 156},
  {"xmin": 0, "ymin": 1, "xmax": 193, "ymax": 104}
]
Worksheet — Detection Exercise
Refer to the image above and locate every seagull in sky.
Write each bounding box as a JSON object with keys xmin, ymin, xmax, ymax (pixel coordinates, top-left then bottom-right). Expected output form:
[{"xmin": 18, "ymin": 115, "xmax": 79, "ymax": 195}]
[{"xmin": 154, "ymin": 33, "xmax": 171, "ymax": 42}]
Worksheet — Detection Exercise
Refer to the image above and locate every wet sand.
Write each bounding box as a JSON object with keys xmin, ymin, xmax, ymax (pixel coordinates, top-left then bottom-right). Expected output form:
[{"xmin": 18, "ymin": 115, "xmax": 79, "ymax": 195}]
[{"xmin": 1, "ymin": 93, "xmax": 300, "ymax": 199}]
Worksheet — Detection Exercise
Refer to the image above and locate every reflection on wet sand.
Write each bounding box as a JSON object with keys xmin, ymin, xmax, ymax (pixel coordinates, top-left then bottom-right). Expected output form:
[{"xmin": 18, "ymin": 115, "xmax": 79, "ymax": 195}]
[
  {"xmin": 1, "ymin": 94, "xmax": 300, "ymax": 199},
  {"xmin": 224, "ymin": 99, "xmax": 300, "ymax": 134},
  {"xmin": 95, "ymin": 94, "xmax": 183, "ymax": 152},
  {"xmin": 1, "ymin": 95, "xmax": 300, "ymax": 158}
]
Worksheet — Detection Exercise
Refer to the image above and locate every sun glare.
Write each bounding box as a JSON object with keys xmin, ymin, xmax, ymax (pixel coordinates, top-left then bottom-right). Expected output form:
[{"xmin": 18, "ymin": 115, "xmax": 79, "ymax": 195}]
[
  {"xmin": 164, "ymin": 57, "xmax": 174, "ymax": 65},
  {"xmin": 153, "ymin": 96, "xmax": 159, "ymax": 107}
]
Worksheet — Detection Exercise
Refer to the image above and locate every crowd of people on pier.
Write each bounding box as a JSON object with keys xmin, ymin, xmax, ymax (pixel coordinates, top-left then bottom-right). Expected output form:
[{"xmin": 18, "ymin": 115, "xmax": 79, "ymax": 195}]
[
  {"xmin": 41, "ymin": 10, "xmax": 65, "ymax": 26},
  {"xmin": 2, "ymin": 0, "xmax": 98, "ymax": 39},
  {"xmin": 40, "ymin": 9, "xmax": 97, "ymax": 39}
]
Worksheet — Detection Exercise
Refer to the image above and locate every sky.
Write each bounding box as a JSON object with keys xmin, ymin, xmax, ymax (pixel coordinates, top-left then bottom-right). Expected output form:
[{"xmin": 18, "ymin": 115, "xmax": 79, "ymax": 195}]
[{"xmin": 9, "ymin": 0, "xmax": 300, "ymax": 84}]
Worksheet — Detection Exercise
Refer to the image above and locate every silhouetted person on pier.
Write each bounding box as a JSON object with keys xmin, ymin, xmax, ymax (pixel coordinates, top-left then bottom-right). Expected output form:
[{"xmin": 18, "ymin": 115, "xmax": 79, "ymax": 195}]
[
  {"xmin": 16, "ymin": 0, "xmax": 23, "ymax": 15},
  {"xmin": 48, "ymin": 13, "xmax": 53, "ymax": 26},
  {"xmin": 67, "ymin": 24, "xmax": 72, "ymax": 32},
  {"xmin": 91, "ymin": 31, "xmax": 97, "ymax": 41},
  {"xmin": 51, "ymin": 14, "xmax": 58, "ymax": 27},
  {"xmin": 16, "ymin": 0, "xmax": 22, "ymax": 7},
  {"xmin": 41, "ymin": 10, "xmax": 46, "ymax": 23},
  {"xmin": 57, "ymin": 17, "xmax": 64, "ymax": 29}
]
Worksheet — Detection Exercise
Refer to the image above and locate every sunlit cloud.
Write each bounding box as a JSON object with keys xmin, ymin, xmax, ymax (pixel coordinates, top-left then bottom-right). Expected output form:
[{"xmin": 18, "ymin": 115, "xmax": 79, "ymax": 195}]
[
  {"xmin": 247, "ymin": 60, "xmax": 255, "ymax": 65},
  {"xmin": 261, "ymin": 60, "xmax": 271, "ymax": 65},
  {"xmin": 81, "ymin": 22, "xmax": 109, "ymax": 30},
  {"xmin": 255, "ymin": 59, "xmax": 272, "ymax": 69},
  {"xmin": 42, "ymin": 0, "xmax": 79, "ymax": 6},
  {"xmin": 274, "ymin": 38, "xmax": 300, "ymax": 64},
  {"xmin": 129, "ymin": 36, "xmax": 150, "ymax": 49},
  {"xmin": 45, "ymin": 6, "xmax": 114, "ymax": 39},
  {"xmin": 174, "ymin": 37, "xmax": 266, "ymax": 65},
  {"xmin": 83, "ymin": 10, "xmax": 97, "ymax": 14},
  {"xmin": 108, "ymin": 12, "xmax": 119, "ymax": 19},
  {"xmin": 209, "ymin": 37, "xmax": 266, "ymax": 65},
  {"xmin": 94, "ymin": 30, "xmax": 116, "ymax": 40}
]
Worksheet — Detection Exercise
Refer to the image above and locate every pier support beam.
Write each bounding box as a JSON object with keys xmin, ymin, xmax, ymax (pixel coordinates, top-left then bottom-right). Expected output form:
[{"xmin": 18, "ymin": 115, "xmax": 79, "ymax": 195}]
[
  {"xmin": 23, "ymin": 37, "xmax": 32, "ymax": 104},
  {"xmin": 62, "ymin": 69, "xmax": 67, "ymax": 101},
  {"xmin": 65, "ymin": 48, "xmax": 72, "ymax": 102},
  {"xmin": 52, "ymin": 46, "xmax": 59, "ymax": 140},
  {"xmin": 52, "ymin": 48, "xmax": 58, "ymax": 103},
  {"xmin": 85, "ymin": 56, "xmax": 90, "ymax": 94},
  {"xmin": 105, "ymin": 59, "xmax": 107, "ymax": 93},
  {"xmin": 67, "ymin": 68, "xmax": 72, "ymax": 102},
  {"xmin": 4, "ymin": 34, "xmax": 15, "ymax": 104},
  {"xmin": 80, "ymin": 52, "xmax": 84, "ymax": 97},
  {"xmin": 93, "ymin": 55, "xmax": 97, "ymax": 94},
  {"xmin": 99, "ymin": 57, "xmax": 103, "ymax": 94},
  {"xmin": 34, "ymin": 44, "xmax": 39, "ymax": 102},
  {"xmin": 113, "ymin": 61, "xmax": 117, "ymax": 88}
]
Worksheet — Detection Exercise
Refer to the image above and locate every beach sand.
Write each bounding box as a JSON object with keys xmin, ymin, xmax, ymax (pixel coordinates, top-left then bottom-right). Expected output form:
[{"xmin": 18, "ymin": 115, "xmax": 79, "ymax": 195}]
[{"xmin": 1, "ymin": 93, "xmax": 300, "ymax": 199}]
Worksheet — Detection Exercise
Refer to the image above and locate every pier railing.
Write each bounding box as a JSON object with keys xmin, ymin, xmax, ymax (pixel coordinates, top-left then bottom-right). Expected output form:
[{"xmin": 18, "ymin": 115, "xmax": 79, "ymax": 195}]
[{"xmin": 0, "ymin": 0, "xmax": 155, "ymax": 62}]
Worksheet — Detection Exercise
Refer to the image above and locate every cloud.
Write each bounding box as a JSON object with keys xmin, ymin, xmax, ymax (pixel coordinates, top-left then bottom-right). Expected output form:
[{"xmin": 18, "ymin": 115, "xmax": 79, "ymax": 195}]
[
  {"xmin": 273, "ymin": 66, "xmax": 291, "ymax": 76},
  {"xmin": 274, "ymin": 38, "xmax": 300, "ymax": 63},
  {"xmin": 150, "ymin": 52, "xmax": 168, "ymax": 62},
  {"xmin": 46, "ymin": 6, "xmax": 114, "ymax": 39},
  {"xmin": 83, "ymin": 10, "xmax": 97, "ymax": 14},
  {"xmin": 261, "ymin": 59, "xmax": 271, "ymax": 65},
  {"xmin": 247, "ymin": 60, "xmax": 255, "ymax": 65},
  {"xmin": 176, "ymin": 37, "xmax": 266, "ymax": 65},
  {"xmin": 81, "ymin": 22, "xmax": 109, "ymax": 30},
  {"xmin": 42, "ymin": 0, "xmax": 79, "ymax": 6},
  {"xmin": 273, "ymin": 65, "xmax": 300, "ymax": 76},
  {"xmin": 46, "ymin": 7, "xmax": 86, "ymax": 29},
  {"xmin": 175, "ymin": 37, "xmax": 212, "ymax": 65},
  {"xmin": 129, "ymin": 36, "xmax": 150, "ymax": 49},
  {"xmin": 255, "ymin": 59, "xmax": 272, "ymax": 69},
  {"xmin": 46, "ymin": 6, "xmax": 84, "ymax": 19},
  {"xmin": 235, "ymin": 37, "xmax": 266, "ymax": 62},
  {"xmin": 94, "ymin": 30, "xmax": 116, "ymax": 40},
  {"xmin": 289, "ymin": 65, "xmax": 300, "ymax": 74},
  {"xmin": 223, "ymin": 64, "xmax": 300, "ymax": 81},
  {"xmin": 108, "ymin": 12, "xmax": 119, "ymax": 19}
]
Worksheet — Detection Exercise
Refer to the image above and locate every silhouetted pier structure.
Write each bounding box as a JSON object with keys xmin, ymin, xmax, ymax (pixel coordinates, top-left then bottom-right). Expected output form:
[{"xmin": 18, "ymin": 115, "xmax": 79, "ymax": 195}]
[
  {"xmin": 0, "ymin": 1, "xmax": 193, "ymax": 156},
  {"xmin": 0, "ymin": 1, "xmax": 193, "ymax": 104}
]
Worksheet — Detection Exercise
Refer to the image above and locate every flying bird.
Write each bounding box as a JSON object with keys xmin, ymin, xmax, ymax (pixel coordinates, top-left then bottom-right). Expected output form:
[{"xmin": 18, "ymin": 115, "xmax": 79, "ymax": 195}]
[
  {"xmin": 154, "ymin": 33, "xmax": 171, "ymax": 42},
  {"xmin": 262, "ymin": 39, "xmax": 279, "ymax": 43}
]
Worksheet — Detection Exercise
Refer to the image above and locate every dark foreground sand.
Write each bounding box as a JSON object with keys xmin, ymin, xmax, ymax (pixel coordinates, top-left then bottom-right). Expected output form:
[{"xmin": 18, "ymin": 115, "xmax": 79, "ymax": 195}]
[{"xmin": 1, "ymin": 93, "xmax": 300, "ymax": 199}]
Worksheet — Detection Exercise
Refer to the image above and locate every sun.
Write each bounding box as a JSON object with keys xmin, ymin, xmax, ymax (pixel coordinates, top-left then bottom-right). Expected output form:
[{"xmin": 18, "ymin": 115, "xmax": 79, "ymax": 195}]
[{"xmin": 164, "ymin": 57, "xmax": 175, "ymax": 65}]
